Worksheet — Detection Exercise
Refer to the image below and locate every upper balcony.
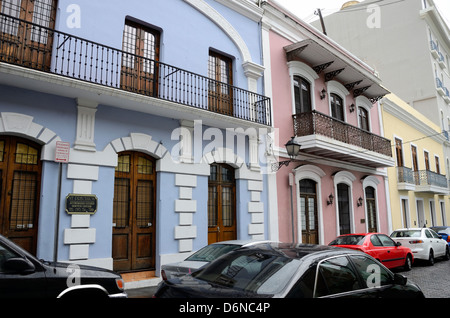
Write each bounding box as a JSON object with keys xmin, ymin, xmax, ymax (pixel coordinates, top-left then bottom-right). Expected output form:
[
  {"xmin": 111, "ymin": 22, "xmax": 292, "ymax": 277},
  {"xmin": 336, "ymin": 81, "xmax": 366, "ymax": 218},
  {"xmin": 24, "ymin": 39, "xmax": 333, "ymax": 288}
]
[
  {"xmin": 397, "ymin": 166, "xmax": 449, "ymax": 194},
  {"xmin": 0, "ymin": 13, "xmax": 271, "ymax": 127},
  {"xmin": 293, "ymin": 111, "xmax": 394, "ymax": 168}
]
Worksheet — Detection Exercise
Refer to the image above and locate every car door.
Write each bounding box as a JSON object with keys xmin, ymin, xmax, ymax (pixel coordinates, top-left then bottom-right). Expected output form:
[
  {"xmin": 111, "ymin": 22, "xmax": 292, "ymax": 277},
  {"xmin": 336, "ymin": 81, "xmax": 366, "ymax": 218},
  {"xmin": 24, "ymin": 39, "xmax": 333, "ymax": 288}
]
[
  {"xmin": 368, "ymin": 234, "xmax": 397, "ymax": 268},
  {"xmin": 376, "ymin": 234, "xmax": 405, "ymax": 268},
  {"xmin": 428, "ymin": 229, "xmax": 446, "ymax": 257},
  {"xmin": 0, "ymin": 239, "xmax": 46, "ymax": 298}
]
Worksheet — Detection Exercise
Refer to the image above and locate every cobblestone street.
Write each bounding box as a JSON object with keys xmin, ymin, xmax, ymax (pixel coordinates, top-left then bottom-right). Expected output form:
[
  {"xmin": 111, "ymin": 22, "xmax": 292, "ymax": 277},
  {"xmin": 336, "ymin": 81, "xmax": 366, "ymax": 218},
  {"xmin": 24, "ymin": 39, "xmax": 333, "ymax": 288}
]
[{"xmin": 399, "ymin": 258, "xmax": 450, "ymax": 298}]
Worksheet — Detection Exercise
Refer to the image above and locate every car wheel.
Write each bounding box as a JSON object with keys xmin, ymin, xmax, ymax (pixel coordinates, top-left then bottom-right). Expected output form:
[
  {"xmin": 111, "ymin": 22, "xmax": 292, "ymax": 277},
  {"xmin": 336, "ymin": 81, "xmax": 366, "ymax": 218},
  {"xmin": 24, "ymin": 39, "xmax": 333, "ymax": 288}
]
[
  {"xmin": 444, "ymin": 247, "xmax": 450, "ymax": 261},
  {"xmin": 428, "ymin": 249, "xmax": 434, "ymax": 266},
  {"xmin": 403, "ymin": 255, "xmax": 412, "ymax": 271}
]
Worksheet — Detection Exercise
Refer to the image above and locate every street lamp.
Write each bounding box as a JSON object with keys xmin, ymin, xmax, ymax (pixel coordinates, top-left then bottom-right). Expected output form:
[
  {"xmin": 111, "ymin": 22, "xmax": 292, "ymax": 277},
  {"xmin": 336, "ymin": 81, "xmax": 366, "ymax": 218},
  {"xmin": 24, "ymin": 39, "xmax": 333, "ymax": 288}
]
[{"xmin": 272, "ymin": 137, "xmax": 302, "ymax": 171}]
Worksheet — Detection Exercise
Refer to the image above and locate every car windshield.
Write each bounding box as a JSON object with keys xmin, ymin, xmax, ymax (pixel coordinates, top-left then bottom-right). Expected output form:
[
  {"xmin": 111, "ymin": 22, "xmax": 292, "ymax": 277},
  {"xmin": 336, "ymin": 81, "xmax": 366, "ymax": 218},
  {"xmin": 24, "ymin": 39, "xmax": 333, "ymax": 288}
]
[
  {"xmin": 391, "ymin": 230, "xmax": 421, "ymax": 238},
  {"xmin": 186, "ymin": 244, "xmax": 241, "ymax": 262},
  {"xmin": 329, "ymin": 235, "xmax": 366, "ymax": 245},
  {"xmin": 192, "ymin": 250, "xmax": 300, "ymax": 295}
]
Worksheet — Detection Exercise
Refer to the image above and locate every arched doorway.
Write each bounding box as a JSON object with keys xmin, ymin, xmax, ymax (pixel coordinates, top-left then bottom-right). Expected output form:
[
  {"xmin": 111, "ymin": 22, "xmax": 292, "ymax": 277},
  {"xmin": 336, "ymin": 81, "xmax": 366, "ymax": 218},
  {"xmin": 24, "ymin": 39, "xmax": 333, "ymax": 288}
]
[
  {"xmin": 0, "ymin": 136, "xmax": 42, "ymax": 254},
  {"xmin": 299, "ymin": 179, "xmax": 318, "ymax": 244},
  {"xmin": 208, "ymin": 163, "xmax": 236, "ymax": 244},
  {"xmin": 112, "ymin": 152, "xmax": 156, "ymax": 272}
]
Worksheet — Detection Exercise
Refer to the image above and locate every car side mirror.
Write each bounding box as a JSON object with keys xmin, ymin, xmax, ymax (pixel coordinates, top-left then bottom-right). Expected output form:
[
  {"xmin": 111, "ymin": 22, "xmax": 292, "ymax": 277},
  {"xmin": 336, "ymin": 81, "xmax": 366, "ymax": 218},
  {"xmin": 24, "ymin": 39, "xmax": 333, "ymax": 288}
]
[
  {"xmin": 393, "ymin": 273, "xmax": 407, "ymax": 286},
  {"xmin": 395, "ymin": 242, "xmax": 402, "ymax": 247},
  {"xmin": 4, "ymin": 258, "xmax": 36, "ymax": 274}
]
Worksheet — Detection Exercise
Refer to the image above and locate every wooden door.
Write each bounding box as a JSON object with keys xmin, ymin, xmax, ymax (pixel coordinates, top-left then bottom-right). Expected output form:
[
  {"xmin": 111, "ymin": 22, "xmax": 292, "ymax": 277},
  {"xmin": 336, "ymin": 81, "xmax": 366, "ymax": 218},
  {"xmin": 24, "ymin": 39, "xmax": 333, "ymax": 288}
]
[
  {"xmin": 112, "ymin": 152, "xmax": 156, "ymax": 272},
  {"xmin": 208, "ymin": 51, "xmax": 233, "ymax": 116},
  {"xmin": 0, "ymin": 0, "xmax": 57, "ymax": 71},
  {"xmin": 0, "ymin": 136, "xmax": 41, "ymax": 255},
  {"xmin": 121, "ymin": 19, "xmax": 160, "ymax": 97},
  {"xmin": 208, "ymin": 164, "xmax": 236, "ymax": 244},
  {"xmin": 337, "ymin": 183, "xmax": 351, "ymax": 235},
  {"xmin": 300, "ymin": 179, "xmax": 318, "ymax": 244},
  {"xmin": 365, "ymin": 187, "xmax": 378, "ymax": 233}
]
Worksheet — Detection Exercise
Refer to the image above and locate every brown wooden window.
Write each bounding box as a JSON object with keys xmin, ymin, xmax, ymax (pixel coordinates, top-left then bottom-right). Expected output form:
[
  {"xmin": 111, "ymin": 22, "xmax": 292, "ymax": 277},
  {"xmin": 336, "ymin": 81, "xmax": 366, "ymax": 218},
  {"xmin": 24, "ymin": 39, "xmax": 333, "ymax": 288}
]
[
  {"xmin": 395, "ymin": 138, "xmax": 404, "ymax": 167},
  {"xmin": 436, "ymin": 156, "xmax": 441, "ymax": 174},
  {"xmin": 121, "ymin": 19, "xmax": 160, "ymax": 96},
  {"xmin": 0, "ymin": 0, "xmax": 57, "ymax": 70},
  {"xmin": 330, "ymin": 93, "xmax": 344, "ymax": 121},
  {"xmin": 208, "ymin": 50, "xmax": 233, "ymax": 116},
  {"xmin": 294, "ymin": 76, "xmax": 311, "ymax": 114},
  {"xmin": 358, "ymin": 107, "xmax": 370, "ymax": 131}
]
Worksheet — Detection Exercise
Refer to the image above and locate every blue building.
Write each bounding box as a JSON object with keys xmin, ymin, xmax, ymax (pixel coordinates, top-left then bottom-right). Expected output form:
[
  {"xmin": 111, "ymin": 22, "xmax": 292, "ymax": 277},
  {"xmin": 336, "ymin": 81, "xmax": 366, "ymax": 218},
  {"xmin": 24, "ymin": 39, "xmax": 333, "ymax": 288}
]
[{"xmin": 0, "ymin": 0, "xmax": 272, "ymax": 283}]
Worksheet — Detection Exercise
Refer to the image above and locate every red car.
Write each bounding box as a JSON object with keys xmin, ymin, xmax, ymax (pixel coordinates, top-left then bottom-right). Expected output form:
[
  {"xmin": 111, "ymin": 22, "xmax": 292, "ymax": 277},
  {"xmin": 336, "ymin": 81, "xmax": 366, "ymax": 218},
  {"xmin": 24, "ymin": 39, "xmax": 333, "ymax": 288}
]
[{"xmin": 329, "ymin": 233, "xmax": 414, "ymax": 271}]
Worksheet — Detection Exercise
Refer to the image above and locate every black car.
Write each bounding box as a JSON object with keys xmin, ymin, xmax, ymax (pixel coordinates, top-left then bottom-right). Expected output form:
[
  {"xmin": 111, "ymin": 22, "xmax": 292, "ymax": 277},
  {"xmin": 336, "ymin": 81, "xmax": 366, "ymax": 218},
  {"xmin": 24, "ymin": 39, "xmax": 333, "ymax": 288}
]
[
  {"xmin": 0, "ymin": 235, "xmax": 127, "ymax": 298},
  {"xmin": 155, "ymin": 242, "xmax": 424, "ymax": 298}
]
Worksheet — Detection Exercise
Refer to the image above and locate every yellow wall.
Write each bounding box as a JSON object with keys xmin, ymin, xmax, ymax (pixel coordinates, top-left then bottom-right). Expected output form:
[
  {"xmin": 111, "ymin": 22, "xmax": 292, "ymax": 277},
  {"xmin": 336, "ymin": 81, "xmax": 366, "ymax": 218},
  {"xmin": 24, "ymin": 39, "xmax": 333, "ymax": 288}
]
[{"xmin": 381, "ymin": 94, "xmax": 450, "ymax": 231}]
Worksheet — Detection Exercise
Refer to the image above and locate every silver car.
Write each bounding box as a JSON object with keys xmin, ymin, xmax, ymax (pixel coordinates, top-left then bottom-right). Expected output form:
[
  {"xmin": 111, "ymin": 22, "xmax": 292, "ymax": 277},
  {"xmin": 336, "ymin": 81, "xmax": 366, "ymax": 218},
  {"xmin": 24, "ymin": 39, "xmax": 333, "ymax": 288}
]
[{"xmin": 161, "ymin": 240, "xmax": 271, "ymax": 280}]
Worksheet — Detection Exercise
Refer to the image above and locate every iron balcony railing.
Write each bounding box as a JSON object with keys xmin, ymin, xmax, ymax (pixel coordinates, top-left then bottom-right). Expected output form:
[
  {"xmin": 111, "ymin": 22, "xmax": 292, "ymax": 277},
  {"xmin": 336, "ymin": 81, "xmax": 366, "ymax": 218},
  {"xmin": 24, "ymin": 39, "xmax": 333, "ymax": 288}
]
[
  {"xmin": 397, "ymin": 166, "xmax": 448, "ymax": 189},
  {"xmin": 293, "ymin": 110, "xmax": 393, "ymax": 157},
  {"xmin": 0, "ymin": 13, "xmax": 271, "ymax": 126}
]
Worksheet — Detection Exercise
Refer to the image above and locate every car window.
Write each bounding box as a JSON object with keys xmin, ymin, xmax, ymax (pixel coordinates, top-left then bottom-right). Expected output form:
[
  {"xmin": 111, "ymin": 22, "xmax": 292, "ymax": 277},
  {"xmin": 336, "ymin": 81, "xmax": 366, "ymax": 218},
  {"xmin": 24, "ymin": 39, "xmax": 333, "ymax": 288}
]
[
  {"xmin": 425, "ymin": 230, "xmax": 433, "ymax": 239},
  {"xmin": 329, "ymin": 235, "xmax": 366, "ymax": 245},
  {"xmin": 377, "ymin": 234, "xmax": 395, "ymax": 247},
  {"xmin": 193, "ymin": 250, "xmax": 300, "ymax": 295},
  {"xmin": 370, "ymin": 235, "xmax": 382, "ymax": 246},
  {"xmin": 350, "ymin": 255, "xmax": 392, "ymax": 288},
  {"xmin": 429, "ymin": 229, "xmax": 440, "ymax": 239},
  {"xmin": 186, "ymin": 244, "xmax": 240, "ymax": 262},
  {"xmin": 0, "ymin": 243, "xmax": 20, "ymax": 273},
  {"xmin": 315, "ymin": 256, "xmax": 360, "ymax": 297},
  {"xmin": 391, "ymin": 230, "xmax": 420, "ymax": 238}
]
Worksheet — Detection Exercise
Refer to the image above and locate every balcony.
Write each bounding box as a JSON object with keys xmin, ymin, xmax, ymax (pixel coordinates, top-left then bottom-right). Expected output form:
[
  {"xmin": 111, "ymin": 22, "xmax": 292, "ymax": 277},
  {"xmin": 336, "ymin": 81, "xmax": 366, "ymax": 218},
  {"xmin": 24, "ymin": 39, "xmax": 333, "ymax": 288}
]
[
  {"xmin": 0, "ymin": 13, "xmax": 271, "ymax": 126},
  {"xmin": 396, "ymin": 166, "xmax": 449, "ymax": 194},
  {"xmin": 436, "ymin": 78, "xmax": 450, "ymax": 103},
  {"xmin": 293, "ymin": 110, "xmax": 394, "ymax": 168}
]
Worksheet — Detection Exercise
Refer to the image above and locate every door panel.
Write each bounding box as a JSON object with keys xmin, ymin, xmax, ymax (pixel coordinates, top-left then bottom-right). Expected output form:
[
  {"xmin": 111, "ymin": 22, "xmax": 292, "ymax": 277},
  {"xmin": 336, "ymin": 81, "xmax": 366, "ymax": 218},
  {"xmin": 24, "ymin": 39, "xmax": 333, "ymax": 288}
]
[
  {"xmin": 0, "ymin": 137, "xmax": 41, "ymax": 255},
  {"xmin": 300, "ymin": 179, "xmax": 319, "ymax": 244},
  {"xmin": 208, "ymin": 164, "xmax": 236, "ymax": 244},
  {"xmin": 112, "ymin": 152, "xmax": 156, "ymax": 272}
]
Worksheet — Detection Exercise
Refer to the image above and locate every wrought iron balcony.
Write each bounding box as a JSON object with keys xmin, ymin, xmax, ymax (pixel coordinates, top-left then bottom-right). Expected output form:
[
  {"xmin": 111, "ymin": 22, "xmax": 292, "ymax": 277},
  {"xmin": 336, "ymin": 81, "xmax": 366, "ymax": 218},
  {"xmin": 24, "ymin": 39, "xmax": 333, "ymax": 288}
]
[
  {"xmin": 293, "ymin": 110, "xmax": 392, "ymax": 158},
  {"xmin": 0, "ymin": 13, "xmax": 271, "ymax": 126},
  {"xmin": 396, "ymin": 166, "xmax": 448, "ymax": 193}
]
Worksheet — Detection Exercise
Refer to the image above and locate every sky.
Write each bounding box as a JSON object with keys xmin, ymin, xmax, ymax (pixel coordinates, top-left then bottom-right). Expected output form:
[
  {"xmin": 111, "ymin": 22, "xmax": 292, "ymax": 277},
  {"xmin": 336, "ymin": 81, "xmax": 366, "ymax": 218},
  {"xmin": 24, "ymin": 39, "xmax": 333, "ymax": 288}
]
[{"xmin": 273, "ymin": 0, "xmax": 450, "ymax": 26}]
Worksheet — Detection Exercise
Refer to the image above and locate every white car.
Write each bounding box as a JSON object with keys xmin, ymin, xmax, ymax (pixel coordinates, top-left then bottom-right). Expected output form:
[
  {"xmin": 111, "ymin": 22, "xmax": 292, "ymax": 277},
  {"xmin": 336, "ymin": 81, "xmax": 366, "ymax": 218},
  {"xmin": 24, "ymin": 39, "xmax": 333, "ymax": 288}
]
[
  {"xmin": 160, "ymin": 240, "xmax": 272, "ymax": 280},
  {"xmin": 391, "ymin": 228, "xmax": 450, "ymax": 265}
]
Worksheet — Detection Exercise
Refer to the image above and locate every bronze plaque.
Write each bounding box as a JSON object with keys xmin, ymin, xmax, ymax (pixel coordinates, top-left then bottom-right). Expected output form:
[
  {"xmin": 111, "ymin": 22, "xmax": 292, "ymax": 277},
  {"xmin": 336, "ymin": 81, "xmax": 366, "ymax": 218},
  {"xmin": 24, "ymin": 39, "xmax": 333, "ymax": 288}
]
[{"xmin": 66, "ymin": 194, "xmax": 98, "ymax": 215}]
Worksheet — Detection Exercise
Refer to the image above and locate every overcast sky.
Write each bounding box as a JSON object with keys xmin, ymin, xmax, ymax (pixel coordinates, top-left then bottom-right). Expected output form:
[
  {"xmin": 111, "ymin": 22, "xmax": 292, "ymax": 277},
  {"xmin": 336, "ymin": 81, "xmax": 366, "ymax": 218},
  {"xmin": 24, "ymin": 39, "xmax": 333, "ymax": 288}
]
[{"xmin": 273, "ymin": 0, "xmax": 450, "ymax": 26}]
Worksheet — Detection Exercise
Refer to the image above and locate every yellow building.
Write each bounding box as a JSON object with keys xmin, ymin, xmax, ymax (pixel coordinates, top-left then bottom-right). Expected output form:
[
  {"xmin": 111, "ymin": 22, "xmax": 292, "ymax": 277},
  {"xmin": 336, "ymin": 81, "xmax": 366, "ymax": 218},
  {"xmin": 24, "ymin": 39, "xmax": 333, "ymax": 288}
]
[{"xmin": 381, "ymin": 94, "xmax": 450, "ymax": 231}]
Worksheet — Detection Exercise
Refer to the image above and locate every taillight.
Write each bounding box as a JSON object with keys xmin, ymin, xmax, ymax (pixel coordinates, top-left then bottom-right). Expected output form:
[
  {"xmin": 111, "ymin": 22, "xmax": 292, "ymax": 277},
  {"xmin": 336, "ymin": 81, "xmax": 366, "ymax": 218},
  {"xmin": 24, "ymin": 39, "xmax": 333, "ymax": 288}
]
[
  {"xmin": 409, "ymin": 240, "xmax": 424, "ymax": 244},
  {"xmin": 447, "ymin": 236, "xmax": 450, "ymax": 243},
  {"xmin": 116, "ymin": 278, "xmax": 125, "ymax": 291}
]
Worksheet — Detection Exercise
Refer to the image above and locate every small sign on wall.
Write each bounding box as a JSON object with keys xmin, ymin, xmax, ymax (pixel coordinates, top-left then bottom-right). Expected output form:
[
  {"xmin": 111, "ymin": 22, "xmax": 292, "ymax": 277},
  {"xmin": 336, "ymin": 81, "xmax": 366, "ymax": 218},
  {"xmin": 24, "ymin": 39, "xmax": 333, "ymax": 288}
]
[
  {"xmin": 66, "ymin": 194, "xmax": 98, "ymax": 215},
  {"xmin": 55, "ymin": 141, "xmax": 70, "ymax": 163}
]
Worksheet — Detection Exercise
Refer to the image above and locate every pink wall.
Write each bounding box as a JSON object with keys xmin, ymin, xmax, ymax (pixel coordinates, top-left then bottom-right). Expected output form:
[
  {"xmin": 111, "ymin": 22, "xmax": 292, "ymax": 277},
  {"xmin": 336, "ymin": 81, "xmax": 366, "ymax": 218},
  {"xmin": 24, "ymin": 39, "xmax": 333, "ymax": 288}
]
[{"xmin": 269, "ymin": 30, "xmax": 389, "ymax": 244}]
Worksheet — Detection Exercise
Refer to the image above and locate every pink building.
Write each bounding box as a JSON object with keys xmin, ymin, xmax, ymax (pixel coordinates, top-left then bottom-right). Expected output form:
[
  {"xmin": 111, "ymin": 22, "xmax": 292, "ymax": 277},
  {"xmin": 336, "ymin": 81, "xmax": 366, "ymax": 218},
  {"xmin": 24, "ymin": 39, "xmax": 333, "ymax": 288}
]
[{"xmin": 262, "ymin": 2, "xmax": 395, "ymax": 244}]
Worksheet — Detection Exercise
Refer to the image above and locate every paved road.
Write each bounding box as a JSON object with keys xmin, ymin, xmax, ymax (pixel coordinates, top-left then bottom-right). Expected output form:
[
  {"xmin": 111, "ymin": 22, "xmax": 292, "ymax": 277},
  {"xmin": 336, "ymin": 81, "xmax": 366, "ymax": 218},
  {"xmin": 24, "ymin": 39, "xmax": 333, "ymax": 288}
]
[
  {"xmin": 127, "ymin": 258, "xmax": 450, "ymax": 298},
  {"xmin": 399, "ymin": 257, "xmax": 450, "ymax": 298}
]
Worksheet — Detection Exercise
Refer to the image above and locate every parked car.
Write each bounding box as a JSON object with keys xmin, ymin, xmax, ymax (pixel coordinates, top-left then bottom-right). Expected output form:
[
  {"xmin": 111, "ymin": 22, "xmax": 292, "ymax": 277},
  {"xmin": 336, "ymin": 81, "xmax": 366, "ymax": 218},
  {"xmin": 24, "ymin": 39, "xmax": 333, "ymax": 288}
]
[
  {"xmin": 429, "ymin": 226, "xmax": 450, "ymax": 246},
  {"xmin": 155, "ymin": 242, "xmax": 424, "ymax": 298},
  {"xmin": 329, "ymin": 233, "xmax": 413, "ymax": 271},
  {"xmin": 0, "ymin": 235, "xmax": 127, "ymax": 298},
  {"xmin": 161, "ymin": 240, "xmax": 271, "ymax": 280},
  {"xmin": 391, "ymin": 228, "xmax": 450, "ymax": 265}
]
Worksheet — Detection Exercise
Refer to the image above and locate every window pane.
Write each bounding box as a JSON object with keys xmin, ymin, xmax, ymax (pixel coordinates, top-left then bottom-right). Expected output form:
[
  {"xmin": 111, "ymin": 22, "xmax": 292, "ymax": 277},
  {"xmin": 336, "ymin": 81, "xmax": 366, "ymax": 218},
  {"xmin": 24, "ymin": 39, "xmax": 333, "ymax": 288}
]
[
  {"xmin": 9, "ymin": 171, "xmax": 37, "ymax": 230},
  {"xmin": 116, "ymin": 155, "xmax": 130, "ymax": 173},
  {"xmin": 317, "ymin": 256, "xmax": 360, "ymax": 297},
  {"xmin": 136, "ymin": 180, "xmax": 153, "ymax": 228},
  {"xmin": 208, "ymin": 186, "xmax": 217, "ymax": 227},
  {"xmin": 31, "ymin": 0, "xmax": 53, "ymax": 43},
  {"xmin": 122, "ymin": 24, "xmax": 137, "ymax": 69},
  {"xmin": 15, "ymin": 143, "xmax": 38, "ymax": 165},
  {"xmin": 0, "ymin": 140, "xmax": 4, "ymax": 162},
  {"xmin": 113, "ymin": 178, "xmax": 130, "ymax": 228},
  {"xmin": 137, "ymin": 156, "xmax": 153, "ymax": 175},
  {"xmin": 222, "ymin": 187, "xmax": 233, "ymax": 227},
  {"xmin": 0, "ymin": 0, "xmax": 21, "ymax": 35}
]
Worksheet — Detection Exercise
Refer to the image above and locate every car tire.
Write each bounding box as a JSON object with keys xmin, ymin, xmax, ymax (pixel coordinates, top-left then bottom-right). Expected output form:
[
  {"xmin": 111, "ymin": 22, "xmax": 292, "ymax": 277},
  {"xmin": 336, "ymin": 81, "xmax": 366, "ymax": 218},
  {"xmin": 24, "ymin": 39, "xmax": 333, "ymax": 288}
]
[
  {"xmin": 444, "ymin": 247, "xmax": 450, "ymax": 261},
  {"xmin": 428, "ymin": 249, "xmax": 434, "ymax": 266},
  {"xmin": 403, "ymin": 255, "xmax": 412, "ymax": 271}
]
